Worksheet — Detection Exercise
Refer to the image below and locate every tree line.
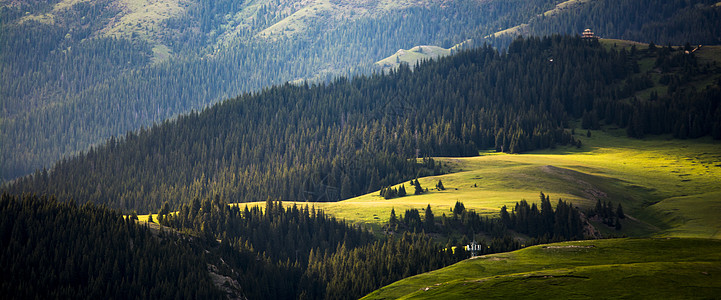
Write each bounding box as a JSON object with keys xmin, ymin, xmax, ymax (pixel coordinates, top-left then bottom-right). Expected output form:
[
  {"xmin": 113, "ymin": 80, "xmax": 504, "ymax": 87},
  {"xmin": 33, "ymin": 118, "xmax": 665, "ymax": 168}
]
[
  {"xmin": 0, "ymin": 193, "xmax": 224, "ymax": 299},
  {"xmin": 158, "ymin": 197, "xmax": 463, "ymax": 299},
  {"xmin": 5, "ymin": 36, "xmax": 651, "ymax": 212}
]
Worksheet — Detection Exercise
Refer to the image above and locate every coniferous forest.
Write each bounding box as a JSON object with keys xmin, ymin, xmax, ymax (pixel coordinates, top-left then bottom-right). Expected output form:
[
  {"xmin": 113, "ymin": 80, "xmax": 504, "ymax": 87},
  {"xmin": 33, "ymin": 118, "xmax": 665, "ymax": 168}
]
[
  {"xmin": 4, "ymin": 0, "xmax": 719, "ymax": 183},
  {"xmin": 1, "ymin": 0, "xmax": 559, "ymax": 183},
  {"xmin": 0, "ymin": 193, "xmax": 223, "ymax": 299},
  {"xmin": 5, "ymin": 36, "xmax": 720, "ymax": 213},
  {"xmin": 2, "ymin": 191, "xmax": 589, "ymax": 299},
  {"xmin": 3, "ymin": 1, "xmax": 721, "ymax": 297}
]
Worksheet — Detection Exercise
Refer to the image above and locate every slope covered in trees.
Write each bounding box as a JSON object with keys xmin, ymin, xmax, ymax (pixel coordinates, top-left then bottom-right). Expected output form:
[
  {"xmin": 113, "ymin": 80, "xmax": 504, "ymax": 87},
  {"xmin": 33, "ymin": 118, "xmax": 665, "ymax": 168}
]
[
  {"xmin": 0, "ymin": 0, "xmax": 559, "ymax": 183},
  {"xmin": 0, "ymin": 193, "xmax": 223, "ymax": 298},
  {"xmin": 158, "ymin": 197, "xmax": 463, "ymax": 299},
  {"xmin": 5, "ymin": 36, "xmax": 720, "ymax": 213},
  {"xmin": 487, "ymin": 0, "xmax": 721, "ymax": 48}
]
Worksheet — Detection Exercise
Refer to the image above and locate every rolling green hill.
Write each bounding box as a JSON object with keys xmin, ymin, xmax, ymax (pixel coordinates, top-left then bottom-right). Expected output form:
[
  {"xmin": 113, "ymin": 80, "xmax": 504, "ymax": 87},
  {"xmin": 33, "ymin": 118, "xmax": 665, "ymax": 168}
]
[
  {"xmin": 245, "ymin": 125, "xmax": 721, "ymax": 238},
  {"xmin": 361, "ymin": 238, "xmax": 721, "ymax": 299}
]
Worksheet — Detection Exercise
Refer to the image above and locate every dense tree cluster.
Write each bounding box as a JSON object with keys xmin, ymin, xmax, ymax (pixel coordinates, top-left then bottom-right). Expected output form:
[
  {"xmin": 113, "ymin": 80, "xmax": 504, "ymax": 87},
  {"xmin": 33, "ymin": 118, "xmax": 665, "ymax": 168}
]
[
  {"xmin": 301, "ymin": 232, "xmax": 457, "ymax": 300},
  {"xmin": 160, "ymin": 198, "xmax": 375, "ymax": 265},
  {"xmin": 389, "ymin": 194, "xmax": 588, "ymax": 256},
  {"xmin": 589, "ymin": 199, "xmax": 625, "ymax": 230},
  {"xmin": 500, "ymin": 192, "xmax": 585, "ymax": 240},
  {"xmin": 0, "ymin": 193, "xmax": 223, "ymax": 299},
  {"xmin": 6, "ymin": 36, "xmax": 643, "ymax": 212},
  {"xmin": 158, "ymin": 198, "xmax": 462, "ymax": 299},
  {"xmin": 1, "ymin": 191, "xmax": 605, "ymax": 299}
]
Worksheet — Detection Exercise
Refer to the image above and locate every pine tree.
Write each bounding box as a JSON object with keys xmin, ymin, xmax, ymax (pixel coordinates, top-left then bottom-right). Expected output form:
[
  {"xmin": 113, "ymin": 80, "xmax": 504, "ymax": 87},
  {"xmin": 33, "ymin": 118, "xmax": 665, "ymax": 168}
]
[
  {"xmin": 617, "ymin": 203, "xmax": 625, "ymax": 219},
  {"xmin": 414, "ymin": 180, "xmax": 424, "ymax": 195},
  {"xmin": 424, "ymin": 204, "xmax": 434, "ymax": 232},
  {"xmin": 436, "ymin": 180, "xmax": 445, "ymax": 190},
  {"xmin": 389, "ymin": 208, "xmax": 398, "ymax": 227},
  {"xmin": 500, "ymin": 205, "xmax": 511, "ymax": 227},
  {"xmin": 453, "ymin": 201, "xmax": 465, "ymax": 216}
]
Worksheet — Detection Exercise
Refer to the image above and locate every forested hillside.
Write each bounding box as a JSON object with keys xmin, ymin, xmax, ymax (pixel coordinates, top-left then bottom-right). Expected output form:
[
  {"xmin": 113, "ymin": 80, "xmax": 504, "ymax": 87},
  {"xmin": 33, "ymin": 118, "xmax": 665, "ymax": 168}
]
[
  {"xmin": 487, "ymin": 0, "xmax": 721, "ymax": 48},
  {"xmin": 0, "ymin": 193, "xmax": 472, "ymax": 299},
  {"xmin": 0, "ymin": 0, "xmax": 558, "ymax": 183},
  {"xmin": 0, "ymin": 193, "xmax": 224, "ymax": 298},
  {"xmin": 5, "ymin": 36, "xmax": 720, "ymax": 212},
  {"xmin": 159, "ymin": 198, "xmax": 464, "ymax": 299}
]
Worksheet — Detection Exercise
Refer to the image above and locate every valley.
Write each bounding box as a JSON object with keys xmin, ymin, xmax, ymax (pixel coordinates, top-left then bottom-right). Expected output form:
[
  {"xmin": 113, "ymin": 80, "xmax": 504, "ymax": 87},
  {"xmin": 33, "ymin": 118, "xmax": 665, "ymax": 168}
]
[
  {"xmin": 3, "ymin": 0, "xmax": 721, "ymax": 298},
  {"xmin": 224, "ymin": 128, "xmax": 720, "ymax": 238}
]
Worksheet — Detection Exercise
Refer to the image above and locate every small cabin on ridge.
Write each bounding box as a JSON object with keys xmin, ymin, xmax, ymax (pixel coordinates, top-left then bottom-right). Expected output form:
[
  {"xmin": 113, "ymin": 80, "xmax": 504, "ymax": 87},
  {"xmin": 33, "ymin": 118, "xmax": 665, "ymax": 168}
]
[{"xmin": 582, "ymin": 29, "xmax": 597, "ymax": 39}]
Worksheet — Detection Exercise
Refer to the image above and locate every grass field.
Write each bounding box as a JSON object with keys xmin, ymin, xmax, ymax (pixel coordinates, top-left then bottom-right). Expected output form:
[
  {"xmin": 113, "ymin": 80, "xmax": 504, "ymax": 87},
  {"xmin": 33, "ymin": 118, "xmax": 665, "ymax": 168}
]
[
  {"xmin": 243, "ymin": 127, "xmax": 721, "ymax": 239},
  {"xmin": 361, "ymin": 238, "xmax": 721, "ymax": 299},
  {"xmin": 376, "ymin": 46, "xmax": 451, "ymax": 70}
]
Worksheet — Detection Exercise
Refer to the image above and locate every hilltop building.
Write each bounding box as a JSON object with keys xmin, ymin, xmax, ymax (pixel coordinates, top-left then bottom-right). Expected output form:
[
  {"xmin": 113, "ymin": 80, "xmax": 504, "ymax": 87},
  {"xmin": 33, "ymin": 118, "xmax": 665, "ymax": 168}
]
[{"xmin": 582, "ymin": 29, "xmax": 598, "ymax": 39}]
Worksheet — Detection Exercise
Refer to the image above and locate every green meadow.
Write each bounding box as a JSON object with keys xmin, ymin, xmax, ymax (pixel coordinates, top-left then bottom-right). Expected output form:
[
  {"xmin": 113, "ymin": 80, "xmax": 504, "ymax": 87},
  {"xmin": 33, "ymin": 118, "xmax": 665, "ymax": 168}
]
[
  {"xmin": 361, "ymin": 238, "xmax": 721, "ymax": 299},
  {"xmin": 242, "ymin": 128, "xmax": 720, "ymax": 239}
]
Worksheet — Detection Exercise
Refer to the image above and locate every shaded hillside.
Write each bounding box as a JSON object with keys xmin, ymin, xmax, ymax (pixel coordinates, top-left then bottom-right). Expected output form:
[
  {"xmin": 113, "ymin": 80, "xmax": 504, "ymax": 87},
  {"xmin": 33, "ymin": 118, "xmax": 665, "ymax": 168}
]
[
  {"xmin": 0, "ymin": 193, "xmax": 224, "ymax": 299},
  {"xmin": 486, "ymin": 0, "xmax": 721, "ymax": 48},
  {"xmin": 3, "ymin": 36, "xmax": 637, "ymax": 211},
  {"xmin": 6, "ymin": 36, "xmax": 721, "ymax": 213},
  {"xmin": 0, "ymin": 0, "xmax": 558, "ymax": 183}
]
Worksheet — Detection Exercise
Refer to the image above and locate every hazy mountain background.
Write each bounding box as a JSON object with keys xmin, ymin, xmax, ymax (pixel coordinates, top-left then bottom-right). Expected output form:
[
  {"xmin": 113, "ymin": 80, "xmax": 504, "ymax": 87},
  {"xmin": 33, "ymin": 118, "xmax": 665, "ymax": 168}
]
[
  {"xmin": 1, "ymin": 0, "xmax": 557, "ymax": 183},
  {"xmin": 5, "ymin": 0, "xmax": 719, "ymax": 184}
]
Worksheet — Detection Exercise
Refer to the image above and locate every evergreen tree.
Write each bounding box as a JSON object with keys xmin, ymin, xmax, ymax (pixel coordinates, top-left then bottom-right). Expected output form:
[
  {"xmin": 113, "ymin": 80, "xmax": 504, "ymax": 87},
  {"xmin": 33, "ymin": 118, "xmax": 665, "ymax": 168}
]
[
  {"xmin": 424, "ymin": 204, "xmax": 435, "ymax": 231},
  {"xmin": 414, "ymin": 180, "xmax": 424, "ymax": 195},
  {"xmin": 390, "ymin": 208, "xmax": 398, "ymax": 227}
]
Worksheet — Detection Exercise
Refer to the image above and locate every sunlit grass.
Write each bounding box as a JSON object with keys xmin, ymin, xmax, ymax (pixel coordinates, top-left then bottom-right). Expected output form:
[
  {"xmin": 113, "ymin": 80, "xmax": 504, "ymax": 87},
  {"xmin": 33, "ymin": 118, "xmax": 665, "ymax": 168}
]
[
  {"xmin": 246, "ymin": 128, "xmax": 721, "ymax": 239},
  {"xmin": 362, "ymin": 238, "xmax": 721, "ymax": 299}
]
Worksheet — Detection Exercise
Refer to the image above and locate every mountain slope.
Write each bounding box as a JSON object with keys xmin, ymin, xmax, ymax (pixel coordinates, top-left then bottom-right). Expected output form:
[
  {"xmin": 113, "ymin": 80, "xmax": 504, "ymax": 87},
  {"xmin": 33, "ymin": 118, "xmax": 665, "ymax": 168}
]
[
  {"xmin": 486, "ymin": 0, "xmax": 721, "ymax": 48},
  {"xmin": 4, "ymin": 36, "xmax": 662, "ymax": 212},
  {"xmin": 361, "ymin": 238, "xmax": 721, "ymax": 299},
  {"xmin": 0, "ymin": 0, "xmax": 559, "ymax": 183},
  {"xmin": 245, "ymin": 125, "xmax": 721, "ymax": 240},
  {"xmin": 0, "ymin": 193, "xmax": 227, "ymax": 298},
  {"xmin": 6, "ymin": 37, "xmax": 721, "ymax": 214}
]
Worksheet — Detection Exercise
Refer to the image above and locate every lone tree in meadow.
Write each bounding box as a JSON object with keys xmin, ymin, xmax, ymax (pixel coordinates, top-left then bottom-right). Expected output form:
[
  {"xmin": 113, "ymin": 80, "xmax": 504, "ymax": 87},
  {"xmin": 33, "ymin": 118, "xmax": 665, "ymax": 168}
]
[
  {"xmin": 436, "ymin": 179, "xmax": 445, "ymax": 190},
  {"xmin": 414, "ymin": 179, "xmax": 424, "ymax": 195}
]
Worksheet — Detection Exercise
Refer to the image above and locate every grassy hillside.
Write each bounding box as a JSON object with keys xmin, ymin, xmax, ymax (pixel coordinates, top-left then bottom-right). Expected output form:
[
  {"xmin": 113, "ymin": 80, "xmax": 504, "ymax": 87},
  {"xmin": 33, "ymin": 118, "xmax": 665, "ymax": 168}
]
[
  {"xmin": 361, "ymin": 238, "xmax": 721, "ymax": 299},
  {"xmin": 247, "ymin": 127, "xmax": 721, "ymax": 239},
  {"xmin": 375, "ymin": 45, "xmax": 451, "ymax": 70}
]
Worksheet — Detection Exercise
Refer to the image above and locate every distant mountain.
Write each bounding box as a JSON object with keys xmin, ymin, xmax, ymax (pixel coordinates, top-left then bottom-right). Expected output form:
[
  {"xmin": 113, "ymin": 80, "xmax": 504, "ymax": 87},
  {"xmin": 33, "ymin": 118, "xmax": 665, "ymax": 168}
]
[
  {"xmin": 485, "ymin": 0, "xmax": 721, "ymax": 48},
  {"xmin": 6, "ymin": 36, "xmax": 719, "ymax": 213},
  {"xmin": 0, "ymin": 0, "xmax": 558, "ymax": 183},
  {"xmin": 3, "ymin": 0, "xmax": 721, "ymax": 185}
]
